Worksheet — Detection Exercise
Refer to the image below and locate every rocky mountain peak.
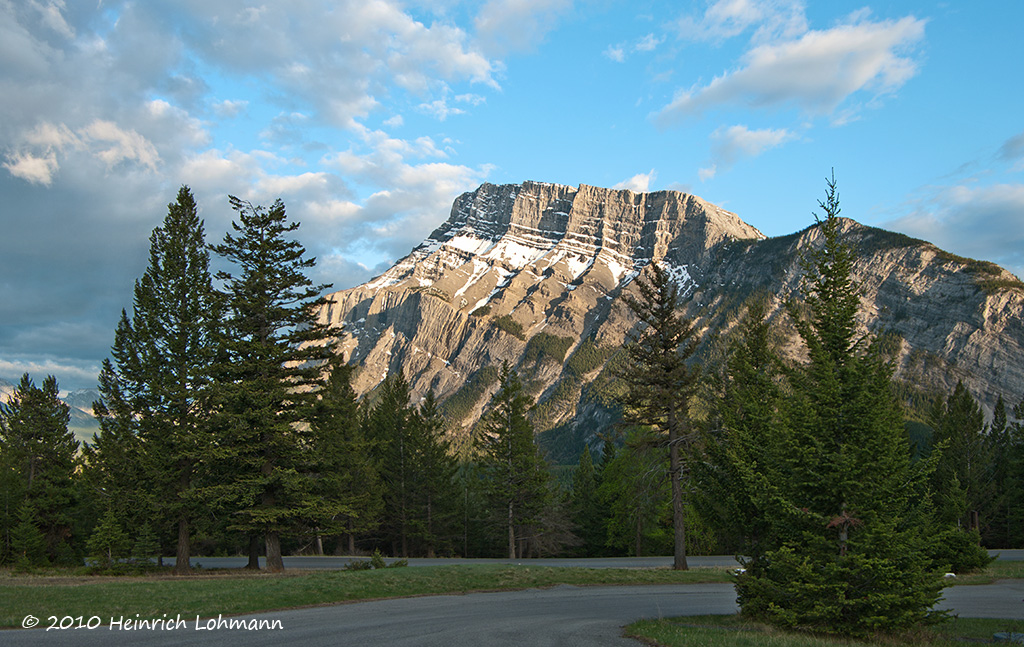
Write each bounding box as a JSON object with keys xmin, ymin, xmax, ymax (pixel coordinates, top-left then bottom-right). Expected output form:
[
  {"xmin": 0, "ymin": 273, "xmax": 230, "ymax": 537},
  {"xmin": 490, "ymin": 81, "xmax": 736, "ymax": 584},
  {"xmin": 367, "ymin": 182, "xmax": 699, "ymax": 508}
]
[{"xmin": 318, "ymin": 181, "xmax": 1024, "ymax": 461}]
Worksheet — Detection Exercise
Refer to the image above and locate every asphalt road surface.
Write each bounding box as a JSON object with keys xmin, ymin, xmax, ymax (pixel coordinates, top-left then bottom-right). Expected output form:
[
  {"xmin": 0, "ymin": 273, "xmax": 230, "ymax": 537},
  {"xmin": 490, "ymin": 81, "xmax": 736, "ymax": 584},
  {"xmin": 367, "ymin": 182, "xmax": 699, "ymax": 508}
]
[
  {"xmin": 7, "ymin": 578, "xmax": 1024, "ymax": 647},
  {"xmin": 187, "ymin": 555, "xmax": 745, "ymax": 570},
  {"xmin": 187, "ymin": 549, "xmax": 1023, "ymax": 570}
]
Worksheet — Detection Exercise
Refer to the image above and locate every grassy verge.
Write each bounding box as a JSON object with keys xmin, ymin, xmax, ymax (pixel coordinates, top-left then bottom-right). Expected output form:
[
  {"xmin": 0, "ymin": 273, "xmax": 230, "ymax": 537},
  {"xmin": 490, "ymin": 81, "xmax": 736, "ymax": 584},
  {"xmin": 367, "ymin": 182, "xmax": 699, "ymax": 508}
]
[
  {"xmin": 950, "ymin": 558, "xmax": 1024, "ymax": 584},
  {"xmin": 0, "ymin": 564, "xmax": 731, "ymax": 628},
  {"xmin": 625, "ymin": 614, "xmax": 1024, "ymax": 647}
]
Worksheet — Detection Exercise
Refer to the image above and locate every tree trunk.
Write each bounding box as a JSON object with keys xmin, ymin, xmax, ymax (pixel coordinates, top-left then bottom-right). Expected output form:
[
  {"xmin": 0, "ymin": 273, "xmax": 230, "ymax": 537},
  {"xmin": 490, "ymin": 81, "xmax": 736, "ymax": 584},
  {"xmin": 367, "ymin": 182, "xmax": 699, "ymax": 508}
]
[
  {"xmin": 173, "ymin": 466, "xmax": 191, "ymax": 575},
  {"xmin": 346, "ymin": 518, "xmax": 356, "ymax": 555},
  {"xmin": 245, "ymin": 534, "xmax": 260, "ymax": 569},
  {"xmin": 669, "ymin": 414, "xmax": 688, "ymax": 570},
  {"xmin": 173, "ymin": 516, "xmax": 191, "ymax": 574},
  {"xmin": 265, "ymin": 531, "xmax": 284, "ymax": 572},
  {"xmin": 507, "ymin": 499, "xmax": 516, "ymax": 559}
]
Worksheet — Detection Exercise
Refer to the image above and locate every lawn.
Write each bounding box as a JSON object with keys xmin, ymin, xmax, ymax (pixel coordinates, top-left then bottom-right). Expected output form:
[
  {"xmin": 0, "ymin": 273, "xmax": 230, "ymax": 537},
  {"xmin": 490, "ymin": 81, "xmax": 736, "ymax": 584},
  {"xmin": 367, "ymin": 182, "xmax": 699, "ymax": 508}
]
[
  {"xmin": 0, "ymin": 563, "xmax": 731, "ymax": 628},
  {"xmin": 625, "ymin": 615, "xmax": 1024, "ymax": 647}
]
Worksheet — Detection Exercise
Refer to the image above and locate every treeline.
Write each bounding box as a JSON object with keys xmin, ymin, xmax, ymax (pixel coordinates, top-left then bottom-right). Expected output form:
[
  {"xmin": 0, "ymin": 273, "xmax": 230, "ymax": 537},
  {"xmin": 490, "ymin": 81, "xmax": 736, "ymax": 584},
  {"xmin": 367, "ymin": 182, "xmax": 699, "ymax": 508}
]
[
  {"xmin": 2, "ymin": 179, "xmax": 1023, "ymax": 636},
  {"xmin": 0, "ymin": 186, "xmax": 687, "ymax": 571}
]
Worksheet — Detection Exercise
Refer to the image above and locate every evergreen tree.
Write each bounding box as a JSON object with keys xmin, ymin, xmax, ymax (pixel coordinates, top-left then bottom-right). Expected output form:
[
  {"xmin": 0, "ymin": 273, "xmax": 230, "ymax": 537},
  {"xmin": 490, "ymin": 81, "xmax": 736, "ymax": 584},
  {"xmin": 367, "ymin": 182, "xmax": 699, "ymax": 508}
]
[
  {"xmin": 569, "ymin": 449, "xmax": 604, "ymax": 556},
  {"xmin": 732, "ymin": 173, "xmax": 944, "ymax": 636},
  {"xmin": 1004, "ymin": 398, "xmax": 1024, "ymax": 548},
  {"xmin": 131, "ymin": 522, "xmax": 161, "ymax": 566},
  {"xmin": 619, "ymin": 262, "xmax": 701, "ymax": 569},
  {"xmin": 87, "ymin": 506, "xmax": 130, "ymax": 569},
  {"xmin": 477, "ymin": 362, "xmax": 549, "ymax": 559},
  {"xmin": 0, "ymin": 374, "xmax": 79, "ymax": 564},
  {"xmin": 309, "ymin": 362, "xmax": 381, "ymax": 555},
  {"xmin": 364, "ymin": 373, "xmax": 416, "ymax": 557},
  {"xmin": 10, "ymin": 501, "xmax": 48, "ymax": 568},
  {"xmin": 92, "ymin": 186, "xmax": 219, "ymax": 574},
  {"xmin": 598, "ymin": 428, "xmax": 672, "ymax": 556},
  {"xmin": 697, "ymin": 296, "xmax": 782, "ymax": 558},
  {"xmin": 409, "ymin": 391, "xmax": 459, "ymax": 557},
  {"xmin": 210, "ymin": 195, "xmax": 335, "ymax": 572},
  {"xmin": 929, "ymin": 382, "xmax": 996, "ymax": 535}
]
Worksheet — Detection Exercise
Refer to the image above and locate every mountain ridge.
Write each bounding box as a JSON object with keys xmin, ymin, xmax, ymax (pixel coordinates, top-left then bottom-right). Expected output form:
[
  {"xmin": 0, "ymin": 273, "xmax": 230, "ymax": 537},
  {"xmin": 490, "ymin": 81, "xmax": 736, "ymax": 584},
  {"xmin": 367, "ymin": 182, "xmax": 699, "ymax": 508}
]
[{"xmin": 317, "ymin": 181, "xmax": 1024, "ymax": 460}]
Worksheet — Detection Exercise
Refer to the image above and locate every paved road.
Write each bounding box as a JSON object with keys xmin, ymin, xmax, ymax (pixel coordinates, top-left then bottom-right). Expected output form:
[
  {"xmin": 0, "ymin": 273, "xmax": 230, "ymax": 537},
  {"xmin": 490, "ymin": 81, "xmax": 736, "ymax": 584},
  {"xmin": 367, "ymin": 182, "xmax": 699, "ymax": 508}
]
[
  {"xmin": 188, "ymin": 555, "xmax": 744, "ymax": 570},
  {"xmin": 189, "ymin": 550, "xmax": 1022, "ymax": 571},
  {"xmin": 7, "ymin": 579, "xmax": 1023, "ymax": 647}
]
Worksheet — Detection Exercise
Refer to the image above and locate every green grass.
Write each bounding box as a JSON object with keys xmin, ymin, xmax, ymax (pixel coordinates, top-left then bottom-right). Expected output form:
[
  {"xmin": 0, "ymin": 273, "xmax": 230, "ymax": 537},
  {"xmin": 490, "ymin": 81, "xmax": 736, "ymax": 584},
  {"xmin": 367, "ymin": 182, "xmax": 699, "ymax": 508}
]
[
  {"xmin": 0, "ymin": 564, "xmax": 731, "ymax": 628},
  {"xmin": 625, "ymin": 614, "xmax": 1024, "ymax": 647},
  {"xmin": 951, "ymin": 557, "xmax": 1024, "ymax": 584}
]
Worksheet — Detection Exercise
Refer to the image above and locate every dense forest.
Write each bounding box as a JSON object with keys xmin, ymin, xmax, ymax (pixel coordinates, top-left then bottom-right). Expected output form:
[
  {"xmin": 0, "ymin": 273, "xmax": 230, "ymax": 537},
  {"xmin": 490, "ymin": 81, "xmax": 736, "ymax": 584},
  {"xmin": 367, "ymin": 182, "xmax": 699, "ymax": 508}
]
[{"xmin": 2, "ymin": 181, "xmax": 1023, "ymax": 635}]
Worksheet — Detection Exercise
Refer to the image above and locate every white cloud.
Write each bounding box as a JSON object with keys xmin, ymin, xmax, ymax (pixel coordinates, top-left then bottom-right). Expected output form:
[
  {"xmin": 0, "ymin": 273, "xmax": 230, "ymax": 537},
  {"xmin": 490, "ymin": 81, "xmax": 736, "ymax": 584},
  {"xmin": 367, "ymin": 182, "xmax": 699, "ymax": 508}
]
[
  {"xmin": 676, "ymin": 0, "xmax": 807, "ymax": 44},
  {"xmin": 418, "ymin": 98, "xmax": 466, "ymax": 121},
  {"xmin": 79, "ymin": 120, "xmax": 160, "ymax": 171},
  {"xmin": 699, "ymin": 125, "xmax": 794, "ymax": 180},
  {"xmin": 657, "ymin": 14, "xmax": 925, "ymax": 125},
  {"xmin": 713, "ymin": 124, "xmax": 794, "ymax": 160},
  {"xmin": 634, "ymin": 33, "xmax": 663, "ymax": 52},
  {"xmin": 604, "ymin": 44, "xmax": 626, "ymax": 63},
  {"xmin": 886, "ymin": 183, "xmax": 1024, "ymax": 279},
  {"xmin": 613, "ymin": 170, "xmax": 657, "ymax": 193},
  {"xmin": 213, "ymin": 99, "xmax": 249, "ymax": 118},
  {"xmin": 474, "ymin": 0, "xmax": 573, "ymax": 57},
  {"xmin": 2, "ymin": 151, "xmax": 60, "ymax": 185},
  {"xmin": 456, "ymin": 93, "xmax": 487, "ymax": 106}
]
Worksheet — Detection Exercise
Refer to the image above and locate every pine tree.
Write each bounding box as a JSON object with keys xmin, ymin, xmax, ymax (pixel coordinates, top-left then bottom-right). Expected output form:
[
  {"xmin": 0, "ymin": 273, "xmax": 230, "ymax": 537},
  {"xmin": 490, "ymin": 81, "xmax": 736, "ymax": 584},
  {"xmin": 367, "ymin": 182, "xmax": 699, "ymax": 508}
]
[
  {"xmin": 91, "ymin": 186, "xmax": 219, "ymax": 574},
  {"xmin": 619, "ymin": 262, "xmax": 701, "ymax": 570},
  {"xmin": 1004, "ymin": 398, "xmax": 1024, "ymax": 548},
  {"xmin": 477, "ymin": 362, "xmax": 549, "ymax": 559},
  {"xmin": 697, "ymin": 296, "xmax": 782, "ymax": 558},
  {"xmin": 10, "ymin": 501, "xmax": 48, "ymax": 568},
  {"xmin": 409, "ymin": 391, "xmax": 459, "ymax": 557},
  {"xmin": 0, "ymin": 374, "xmax": 79, "ymax": 564},
  {"xmin": 210, "ymin": 195, "xmax": 335, "ymax": 572},
  {"xmin": 569, "ymin": 448, "xmax": 603, "ymax": 556},
  {"xmin": 131, "ymin": 522, "xmax": 161, "ymax": 566},
  {"xmin": 308, "ymin": 362, "xmax": 381, "ymax": 555},
  {"xmin": 732, "ymin": 173, "xmax": 944, "ymax": 636},
  {"xmin": 598, "ymin": 428, "xmax": 672, "ymax": 557},
  {"xmin": 364, "ymin": 373, "xmax": 416, "ymax": 557},
  {"xmin": 87, "ymin": 506, "xmax": 130, "ymax": 569},
  {"xmin": 930, "ymin": 382, "xmax": 996, "ymax": 534}
]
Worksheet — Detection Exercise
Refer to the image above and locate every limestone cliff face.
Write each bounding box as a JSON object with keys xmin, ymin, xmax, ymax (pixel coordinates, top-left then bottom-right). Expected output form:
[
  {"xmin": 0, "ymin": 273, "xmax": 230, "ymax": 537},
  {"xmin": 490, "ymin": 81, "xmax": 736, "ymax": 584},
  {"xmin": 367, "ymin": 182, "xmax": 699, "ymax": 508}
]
[{"xmin": 317, "ymin": 181, "xmax": 1024, "ymax": 460}]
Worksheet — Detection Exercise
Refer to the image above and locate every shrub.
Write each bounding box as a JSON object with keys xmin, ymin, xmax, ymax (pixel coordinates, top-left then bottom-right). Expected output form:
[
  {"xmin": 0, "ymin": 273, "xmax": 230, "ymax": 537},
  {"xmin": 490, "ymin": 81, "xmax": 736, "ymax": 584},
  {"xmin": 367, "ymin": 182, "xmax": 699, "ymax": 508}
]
[
  {"xmin": 494, "ymin": 315, "xmax": 525, "ymax": 340},
  {"xmin": 524, "ymin": 333, "xmax": 573, "ymax": 366}
]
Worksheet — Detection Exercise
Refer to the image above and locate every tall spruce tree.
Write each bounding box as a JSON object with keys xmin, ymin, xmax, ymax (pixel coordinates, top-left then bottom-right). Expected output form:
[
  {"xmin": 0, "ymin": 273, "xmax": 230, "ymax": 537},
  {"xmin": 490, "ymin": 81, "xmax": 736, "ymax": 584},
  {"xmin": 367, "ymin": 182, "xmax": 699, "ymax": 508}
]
[
  {"xmin": 1005, "ymin": 398, "xmax": 1024, "ymax": 548},
  {"xmin": 364, "ymin": 373, "xmax": 416, "ymax": 557},
  {"xmin": 569, "ymin": 448, "xmax": 604, "ymax": 556},
  {"xmin": 697, "ymin": 296, "xmax": 782, "ymax": 558},
  {"xmin": 598, "ymin": 427, "xmax": 672, "ymax": 557},
  {"xmin": 210, "ymin": 195, "xmax": 335, "ymax": 572},
  {"xmin": 929, "ymin": 382, "xmax": 996, "ymax": 534},
  {"xmin": 477, "ymin": 362, "xmax": 549, "ymax": 559},
  {"xmin": 733, "ymin": 173, "xmax": 944, "ymax": 636},
  {"xmin": 619, "ymin": 262, "xmax": 701, "ymax": 570},
  {"xmin": 309, "ymin": 362, "xmax": 381, "ymax": 555},
  {"xmin": 92, "ymin": 186, "xmax": 219, "ymax": 574},
  {"xmin": 409, "ymin": 391, "xmax": 459, "ymax": 557},
  {"xmin": 0, "ymin": 374, "xmax": 79, "ymax": 564}
]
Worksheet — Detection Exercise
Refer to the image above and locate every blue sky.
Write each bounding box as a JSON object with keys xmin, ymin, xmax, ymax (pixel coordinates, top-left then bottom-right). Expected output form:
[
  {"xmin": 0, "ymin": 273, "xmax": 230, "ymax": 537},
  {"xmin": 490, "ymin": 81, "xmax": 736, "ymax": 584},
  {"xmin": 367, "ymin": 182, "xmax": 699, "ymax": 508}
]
[{"xmin": 1, "ymin": 0, "xmax": 1022, "ymax": 391}]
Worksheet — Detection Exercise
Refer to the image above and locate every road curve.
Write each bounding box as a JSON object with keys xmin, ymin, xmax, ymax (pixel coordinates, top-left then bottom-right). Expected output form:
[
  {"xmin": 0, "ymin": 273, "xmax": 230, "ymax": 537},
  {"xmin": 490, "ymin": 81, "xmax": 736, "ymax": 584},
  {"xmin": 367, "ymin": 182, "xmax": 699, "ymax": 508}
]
[{"xmin": 6, "ymin": 580, "xmax": 1024, "ymax": 647}]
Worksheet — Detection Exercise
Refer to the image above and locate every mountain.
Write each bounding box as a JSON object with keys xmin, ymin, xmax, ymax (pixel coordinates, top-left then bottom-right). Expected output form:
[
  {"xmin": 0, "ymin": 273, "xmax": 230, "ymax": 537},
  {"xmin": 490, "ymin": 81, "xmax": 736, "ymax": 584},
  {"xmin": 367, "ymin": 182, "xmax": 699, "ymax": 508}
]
[
  {"xmin": 317, "ymin": 181, "xmax": 1024, "ymax": 462},
  {"xmin": 0, "ymin": 378, "xmax": 100, "ymax": 445}
]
